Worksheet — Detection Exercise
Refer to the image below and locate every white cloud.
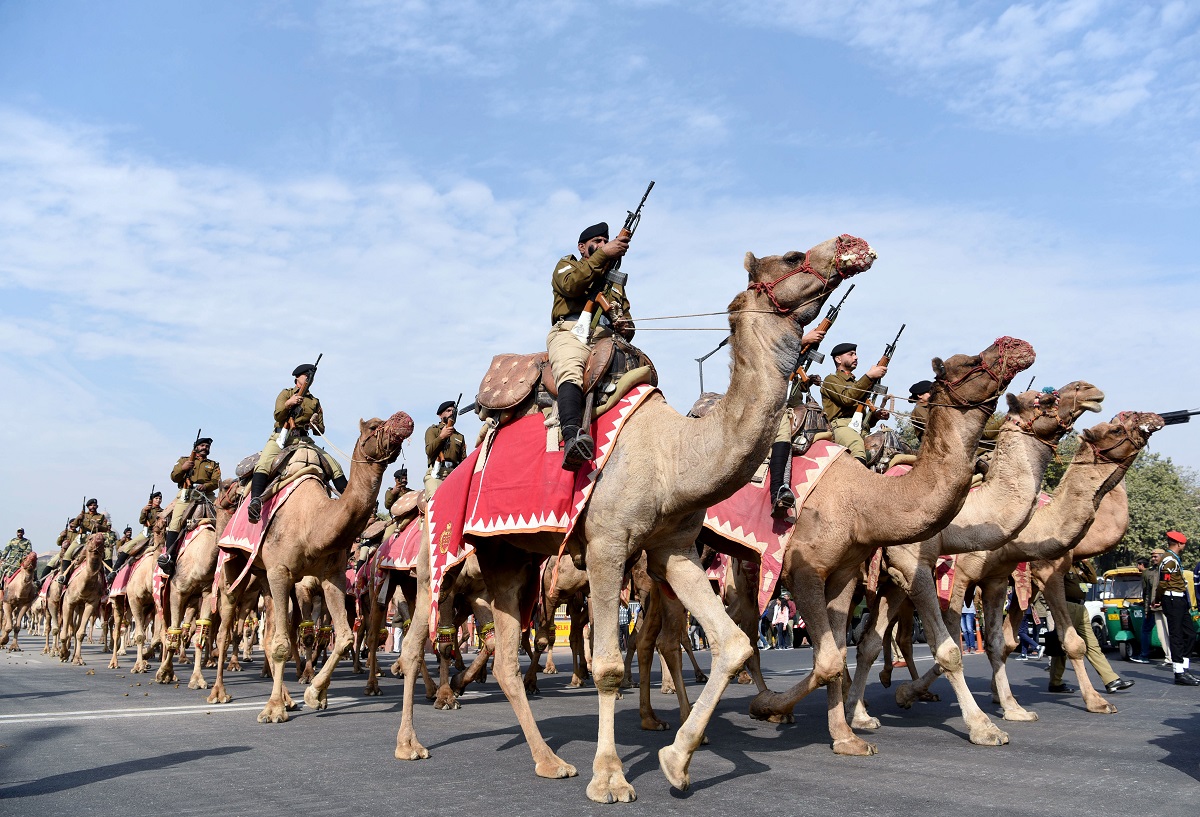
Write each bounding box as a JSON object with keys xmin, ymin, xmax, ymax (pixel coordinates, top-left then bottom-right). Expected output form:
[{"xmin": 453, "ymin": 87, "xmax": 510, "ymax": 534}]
[{"xmin": 1, "ymin": 107, "xmax": 1197, "ymax": 552}]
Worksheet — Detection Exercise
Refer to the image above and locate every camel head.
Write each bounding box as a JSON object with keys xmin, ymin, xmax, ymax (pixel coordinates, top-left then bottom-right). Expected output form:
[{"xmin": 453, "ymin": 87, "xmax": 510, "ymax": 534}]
[
  {"xmin": 19, "ymin": 551, "xmax": 37, "ymax": 572},
  {"xmin": 356, "ymin": 411, "xmax": 416, "ymax": 465},
  {"xmin": 1078, "ymin": 411, "xmax": 1164, "ymax": 466},
  {"xmin": 741, "ymin": 234, "xmax": 876, "ymax": 326},
  {"xmin": 1003, "ymin": 380, "xmax": 1104, "ymax": 443},
  {"xmin": 930, "ymin": 337, "xmax": 1035, "ymax": 409},
  {"xmin": 83, "ymin": 533, "xmax": 105, "ymax": 565}
]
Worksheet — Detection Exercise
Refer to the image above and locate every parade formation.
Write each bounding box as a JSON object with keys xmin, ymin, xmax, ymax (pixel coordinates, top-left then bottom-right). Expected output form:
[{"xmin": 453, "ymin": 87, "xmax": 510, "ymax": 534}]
[{"xmin": 2, "ymin": 202, "xmax": 1197, "ymax": 805}]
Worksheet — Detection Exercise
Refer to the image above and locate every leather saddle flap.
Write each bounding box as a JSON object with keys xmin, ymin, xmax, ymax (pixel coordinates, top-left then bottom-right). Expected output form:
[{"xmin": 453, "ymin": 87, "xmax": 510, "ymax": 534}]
[
  {"xmin": 390, "ymin": 490, "xmax": 422, "ymax": 519},
  {"xmin": 687, "ymin": 392, "xmax": 723, "ymax": 419},
  {"xmin": 477, "ymin": 352, "xmax": 548, "ymax": 411}
]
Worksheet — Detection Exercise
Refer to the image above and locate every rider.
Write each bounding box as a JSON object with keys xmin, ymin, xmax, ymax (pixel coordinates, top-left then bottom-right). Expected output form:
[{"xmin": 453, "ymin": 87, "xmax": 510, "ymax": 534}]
[
  {"xmin": 247, "ymin": 363, "xmax": 347, "ymax": 523},
  {"xmin": 547, "ymin": 222, "xmax": 634, "ymax": 471},
  {"xmin": 55, "ymin": 499, "xmax": 111, "ymax": 584},
  {"xmin": 425, "ymin": 402, "xmax": 466, "ymax": 495},
  {"xmin": 820, "ymin": 342, "xmax": 889, "ymax": 464},
  {"xmin": 156, "ymin": 437, "xmax": 221, "ymax": 576},
  {"xmin": 1, "ymin": 528, "xmax": 32, "ymax": 580}
]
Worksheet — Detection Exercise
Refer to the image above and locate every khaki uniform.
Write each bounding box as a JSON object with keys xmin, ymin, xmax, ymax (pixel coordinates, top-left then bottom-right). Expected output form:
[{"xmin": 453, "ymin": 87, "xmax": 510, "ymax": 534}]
[
  {"xmin": 425, "ymin": 422, "xmax": 466, "ymax": 495},
  {"xmin": 547, "ymin": 251, "xmax": 632, "ymax": 388},
  {"xmin": 910, "ymin": 403, "xmax": 930, "ymax": 445},
  {"xmin": 253, "ymin": 387, "xmax": 344, "ymax": 481},
  {"xmin": 1049, "ymin": 560, "xmax": 1119, "ymax": 686},
  {"xmin": 2, "ymin": 536, "xmax": 32, "ymax": 576},
  {"xmin": 167, "ymin": 455, "xmax": 222, "ymax": 534},
  {"xmin": 821, "ymin": 370, "xmax": 880, "ymax": 462}
]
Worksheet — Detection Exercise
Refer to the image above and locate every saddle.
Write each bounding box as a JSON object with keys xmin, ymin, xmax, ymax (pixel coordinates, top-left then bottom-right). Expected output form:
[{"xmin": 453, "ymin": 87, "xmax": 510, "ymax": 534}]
[
  {"xmin": 228, "ymin": 443, "xmax": 336, "ymax": 506},
  {"xmin": 475, "ymin": 337, "xmax": 657, "ymax": 427},
  {"xmin": 863, "ymin": 427, "xmax": 914, "ymax": 472},
  {"xmin": 389, "ymin": 490, "xmax": 422, "ymax": 519}
]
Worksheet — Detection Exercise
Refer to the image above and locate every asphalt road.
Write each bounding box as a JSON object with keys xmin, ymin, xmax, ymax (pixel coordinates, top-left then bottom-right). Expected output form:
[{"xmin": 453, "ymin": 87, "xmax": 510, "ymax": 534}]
[{"xmin": 2, "ymin": 637, "xmax": 1198, "ymax": 817}]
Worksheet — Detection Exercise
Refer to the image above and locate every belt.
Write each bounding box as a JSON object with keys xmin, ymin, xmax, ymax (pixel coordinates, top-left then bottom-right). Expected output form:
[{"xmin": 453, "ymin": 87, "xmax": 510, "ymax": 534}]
[
  {"xmin": 274, "ymin": 427, "xmax": 312, "ymax": 435},
  {"xmin": 1163, "ymin": 591, "xmax": 1187, "ymax": 597},
  {"xmin": 554, "ymin": 313, "xmax": 582, "ymax": 325}
]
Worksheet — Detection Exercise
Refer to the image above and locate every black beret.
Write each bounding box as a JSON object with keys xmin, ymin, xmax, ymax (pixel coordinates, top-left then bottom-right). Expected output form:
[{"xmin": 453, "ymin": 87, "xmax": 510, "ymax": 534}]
[
  {"xmin": 437, "ymin": 400, "xmax": 456, "ymax": 416},
  {"xmin": 87, "ymin": 498, "xmax": 98, "ymax": 506},
  {"xmin": 150, "ymin": 491, "xmax": 162, "ymax": 500},
  {"xmin": 395, "ymin": 468, "xmax": 408, "ymax": 480},
  {"xmin": 124, "ymin": 526, "xmax": 133, "ymax": 534},
  {"xmin": 292, "ymin": 363, "xmax": 317, "ymax": 378},
  {"xmin": 909, "ymin": 380, "xmax": 934, "ymax": 399},
  {"xmin": 578, "ymin": 222, "xmax": 609, "ymax": 245},
  {"xmin": 195, "ymin": 437, "xmax": 213, "ymax": 447},
  {"xmin": 830, "ymin": 342, "xmax": 857, "ymax": 358}
]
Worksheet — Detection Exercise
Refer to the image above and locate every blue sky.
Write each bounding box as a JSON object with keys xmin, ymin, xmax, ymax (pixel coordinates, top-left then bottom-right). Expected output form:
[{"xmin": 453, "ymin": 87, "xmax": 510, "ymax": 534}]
[{"xmin": 2, "ymin": 0, "xmax": 1197, "ymax": 548}]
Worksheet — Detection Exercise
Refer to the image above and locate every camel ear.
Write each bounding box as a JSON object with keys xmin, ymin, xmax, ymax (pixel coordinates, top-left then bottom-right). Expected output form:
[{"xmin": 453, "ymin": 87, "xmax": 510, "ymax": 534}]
[
  {"xmin": 1005, "ymin": 393, "xmax": 1021, "ymax": 413},
  {"xmin": 744, "ymin": 252, "xmax": 758, "ymax": 275},
  {"xmin": 931, "ymin": 357, "xmax": 946, "ymax": 379},
  {"xmin": 359, "ymin": 419, "xmax": 368, "ymax": 434},
  {"xmin": 1080, "ymin": 426, "xmax": 1099, "ymax": 444}
]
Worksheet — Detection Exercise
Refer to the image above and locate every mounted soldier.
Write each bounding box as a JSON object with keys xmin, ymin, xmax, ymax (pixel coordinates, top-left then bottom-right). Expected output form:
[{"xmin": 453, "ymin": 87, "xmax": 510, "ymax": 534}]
[
  {"xmin": 820, "ymin": 342, "xmax": 890, "ymax": 464},
  {"xmin": 247, "ymin": 362, "xmax": 347, "ymax": 523},
  {"xmin": 107, "ymin": 492, "xmax": 163, "ymax": 582},
  {"xmin": 155, "ymin": 435, "xmax": 222, "ymax": 576},
  {"xmin": 425, "ymin": 402, "xmax": 467, "ymax": 494},
  {"xmin": 2, "ymin": 528, "xmax": 32, "ymax": 581},
  {"xmin": 55, "ymin": 498, "xmax": 111, "ymax": 583}
]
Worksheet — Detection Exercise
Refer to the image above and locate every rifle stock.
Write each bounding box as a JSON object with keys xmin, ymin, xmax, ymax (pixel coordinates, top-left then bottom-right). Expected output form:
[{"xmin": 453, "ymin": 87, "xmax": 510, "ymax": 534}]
[{"xmin": 790, "ymin": 284, "xmax": 855, "ymax": 390}]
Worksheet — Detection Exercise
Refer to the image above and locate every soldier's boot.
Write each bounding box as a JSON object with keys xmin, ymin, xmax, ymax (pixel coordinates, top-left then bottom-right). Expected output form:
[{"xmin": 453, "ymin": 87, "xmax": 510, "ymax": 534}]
[
  {"xmin": 157, "ymin": 530, "xmax": 181, "ymax": 577},
  {"xmin": 769, "ymin": 442, "xmax": 796, "ymax": 519},
  {"xmin": 247, "ymin": 472, "xmax": 269, "ymax": 523},
  {"xmin": 558, "ymin": 382, "xmax": 594, "ymax": 472},
  {"xmin": 333, "ymin": 475, "xmax": 348, "ymax": 495},
  {"xmin": 55, "ymin": 565, "xmax": 71, "ymax": 585},
  {"xmin": 107, "ymin": 550, "xmax": 129, "ymax": 583}
]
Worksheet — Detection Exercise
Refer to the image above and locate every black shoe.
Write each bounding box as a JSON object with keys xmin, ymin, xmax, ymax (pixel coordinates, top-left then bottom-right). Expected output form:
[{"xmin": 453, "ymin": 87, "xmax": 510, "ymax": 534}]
[
  {"xmin": 247, "ymin": 497, "xmax": 263, "ymax": 523},
  {"xmin": 247, "ymin": 472, "xmax": 268, "ymax": 523},
  {"xmin": 157, "ymin": 531, "xmax": 179, "ymax": 577},
  {"xmin": 1048, "ymin": 682, "xmax": 1075, "ymax": 693},
  {"xmin": 333, "ymin": 474, "xmax": 348, "ymax": 494},
  {"xmin": 562, "ymin": 428, "xmax": 595, "ymax": 472},
  {"xmin": 1016, "ymin": 654, "xmax": 1029, "ymax": 661},
  {"xmin": 1174, "ymin": 672, "xmax": 1200, "ymax": 686},
  {"xmin": 771, "ymin": 486, "xmax": 796, "ymax": 520},
  {"xmin": 55, "ymin": 573, "xmax": 68, "ymax": 585},
  {"xmin": 1128, "ymin": 656, "xmax": 1150, "ymax": 664},
  {"xmin": 1105, "ymin": 678, "xmax": 1134, "ymax": 693}
]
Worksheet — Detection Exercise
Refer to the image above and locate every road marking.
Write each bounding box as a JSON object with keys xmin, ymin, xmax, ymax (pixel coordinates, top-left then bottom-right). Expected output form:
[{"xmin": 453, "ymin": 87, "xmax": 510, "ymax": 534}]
[{"xmin": 0, "ymin": 696, "xmax": 355, "ymax": 724}]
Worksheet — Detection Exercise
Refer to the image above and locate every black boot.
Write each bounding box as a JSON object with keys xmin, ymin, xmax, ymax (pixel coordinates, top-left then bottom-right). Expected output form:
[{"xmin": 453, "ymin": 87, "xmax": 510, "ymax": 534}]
[
  {"xmin": 558, "ymin": 382, "xmax": 594, "ymax": 471},
  {"xmin": 56, "ymin": 566, "xmax": 69, "ymax": 585},
  {"xmin": 769, "ymin": 441, "xmax": 795, "ymax": 519},
  {"xmin": 107, "ymin": 550, "xmax": 129, "ymax": 583},
  {"xmin": 247, "ymin": 472, "xmax": 269, "ymax": 523},
  {"xmin": 333, "ymin": 475, "xmax": 348, "ymax": 494},
  {"xmin": 157, "ymin": 530, "xmax": 180, "ymax": 576}
]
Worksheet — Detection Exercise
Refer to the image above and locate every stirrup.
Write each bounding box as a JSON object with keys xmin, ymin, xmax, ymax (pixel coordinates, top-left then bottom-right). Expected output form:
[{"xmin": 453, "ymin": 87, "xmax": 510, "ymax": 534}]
[
  {"xmin": 247, "ymin": 496, "xmax": 263, "ymax": 523},
  {"xmin": 56, "ymin": 573, "xmax": 68, "ymax": 585},
  {"xmin": 562, "ymin": 430, "xmax": 595, "ymax": 472},
  {"xmin": 771, "ymin": 486, "xmax": 796, "ymax": 519},
  {"xmin": 157, "ymin": 552, "xmax": 176, "ymax": 577}
]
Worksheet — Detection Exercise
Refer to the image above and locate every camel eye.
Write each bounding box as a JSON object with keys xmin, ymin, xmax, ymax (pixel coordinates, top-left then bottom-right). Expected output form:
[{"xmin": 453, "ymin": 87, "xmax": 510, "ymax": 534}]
[{"xmin": 782, "ymin": 251, "xmax": 804, "ymax": 265}]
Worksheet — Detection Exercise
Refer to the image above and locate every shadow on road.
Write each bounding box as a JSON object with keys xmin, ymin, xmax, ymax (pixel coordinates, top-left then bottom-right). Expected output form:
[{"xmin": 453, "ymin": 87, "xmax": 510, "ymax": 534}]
[{"xmin": 0, "ymin": 745, "xmax": 252, "ymax": 798}]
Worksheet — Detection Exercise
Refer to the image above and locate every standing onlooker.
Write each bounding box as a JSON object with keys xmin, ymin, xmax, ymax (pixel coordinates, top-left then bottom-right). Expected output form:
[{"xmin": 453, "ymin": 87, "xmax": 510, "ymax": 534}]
[
  {"xmin": 1131, "ymin": 552, "xmax": 1162, "ymax": 664},
  {"xmin": 782, "ymin": 592, "xmax": 796, "ymax": 649},
  {"xmin": 1016, "ymin": 602, "xmax": 1041, "ymax": 660},
  {"xmin": 760, "ymin": 605, "xmax": 775, "ymax": 649},
  {"xmin": 961, "ymin": 595, "xmax": 978, "ymax": 653},
  {"xmin": 1156, "ymin": 531, "xmax": 1199, "ymax": 685},
  {"xmin": 1047, "ymin": 558, "xmax": 1133, "ymax": 693},
  {"xmin": 772, "ymin": 598, "xmax": 789, "ymax": 651},
  {"xmin": 617, "ymin": 603, "xmax": 630, "ymax": 652}
]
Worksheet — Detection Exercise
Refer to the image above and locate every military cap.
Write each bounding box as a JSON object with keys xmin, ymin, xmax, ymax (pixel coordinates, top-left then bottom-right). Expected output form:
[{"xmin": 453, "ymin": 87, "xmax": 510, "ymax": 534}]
[
  {"xmin": 16, "ymin": 528, "xmax": 23, "ymax": 535},
  {"xmin": 195, "ymin": 437, "xmax": 213, "ymax": 447},
  {"xmin": 292, "ymin": 363, "xmax": 317, "ymax": 378},
  {"xmin": 578, "ymin": 222, "xmax": 609, "ymax": 245},
  {"xmin": 1166, "ymin": 531, "xmax": 1188, "ymax": 544},
  {"xmin": 86, "ymin": 498, "xmax": 98, "ymax": 506},
  {"xmin": 395, "ymin": 467, "xmax": 408, "ymax": 480},
  {"xmin": 830, "ymin": 342, "xmax": 857, "ymax": 359},
  {"xmin": 909, "ymin": 380, "xmax": 934, "ymax": 400},
  {"xmin": 150, "ymin": 491, "xmax": 162, "ymax": 500},
  {"xmin": 1152, "ymin": 547, "xmax": 1166, "ymax": 556},
  {"xmin": 437, "ymin": 400, "xmax": 456, "ymax": 416},
  {"xmin": 124, "ymin": 526, "xmax": 133, "ymax": 534}
]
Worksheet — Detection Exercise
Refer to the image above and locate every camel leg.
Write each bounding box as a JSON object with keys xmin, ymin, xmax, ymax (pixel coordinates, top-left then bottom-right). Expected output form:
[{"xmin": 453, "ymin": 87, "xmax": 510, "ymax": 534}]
[
  {"xmin": 637, "ymin": 588, "xmax": 668, "ymax": 731},
  {"xmin": 654, "ymin": 546, "xmax": 752, "ymax": 792},
  {"xmin": 304, "ymin": 577, "xmax": 354, "ymax": 711},
  {"xmin": 155, "ymin": 589, "xmax": 182, "ymax": 684},
  {"xmin": 568, "ymin": 601, "xmax": 590, "ymax": 687},
  {"xmin": 475, "ymin": 545, "xmax": 576, "ymax": 781},
  {"xmin": 848, "ymin": 583, "xmax": 906, "ymax": 730},
  {"xmin": 658, "ymin": 597, "xmax": 697, "ymax": 735},
  {"xmin": 984, "ymin": 579, "xmax": 1037, "ymax": 720},
  {"xmin": 523, "ymin": 611, "xmax": 552, "ymax": 694},
  {"xmin": 682, "ymin": 633, "xmax": 708, "ymax": 684},
  {"xmin": 364, "ymin": 582, "xmax": 388, "ymax": 696},
  {"xmin": 72, "ymin": 601, "xmax": 97, "ymax": 665},
  {"xmin": 258, "ymin": 565, "xmax": 296, "ymax": 723},
  {"xmin": 208, "ymin": 588, "xmax": 239, "ymax": 704},
  {"xmin": 108, "ymin": 603, "xmax": 124, "ymax": 668},
  {"xmin": 394, "ymin": 545, "xmax": 432, "ymax": 762},
  {"xmin": 1042, "ymin": 575, "xmax": 1115, "ymax": 714},
  {"xmin": 893, "ymin": 608, "xmax": 926, "ymax": 685},
  {"xmin": 188, "ymin": 601, "xmax": 212, "ymax": 690},
  {"xmin": 451, "ymin": 597, "xmax": 496, "ymax": 694}
]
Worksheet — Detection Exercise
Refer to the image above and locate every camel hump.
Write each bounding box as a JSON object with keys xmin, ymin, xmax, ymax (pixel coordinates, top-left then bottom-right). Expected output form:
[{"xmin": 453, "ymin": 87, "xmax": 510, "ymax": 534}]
[
  {"xmin": 688, "ymin": 392, "xmax": 724, "ymax": 418},
  {"xmin": 478, "ymin": 352, "xmax": 549, "ymax": 411}
]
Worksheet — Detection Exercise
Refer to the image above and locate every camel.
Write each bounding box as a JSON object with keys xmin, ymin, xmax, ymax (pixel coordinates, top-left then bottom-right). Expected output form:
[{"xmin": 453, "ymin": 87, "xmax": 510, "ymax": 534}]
[
  {"xmin": 917, "ymin": 413, "xmax": 1162, "ymax": 719},
  {"xmin": 108, "ymin": 550, "xmax": 161, "ymax": 672},
  {"xmin": 154, "ymin": 495, "xmax": 233, "ymax": 689},
  {"xmin": 526, "ymin": 553, "xmax": 592, "ymax": 694},
  {"xmin": 1, "ymin": 552, "xmax": 39, "ymax": 651},
  {"xmin": 429, "ymin": 554, "xmax": 497, "ymax": 710},
  {"xmin": 58, "ymin": 534, "xmax": 107, "ymax": 665},
  {"xmin": 206, "ymin": 412, "xmax": 413, "ymax": 718},
  {"xmin": 844, "ymin": 381, "xmax": 1104, "ymax": 743},
  {"xmin": 741, "ymin": 334, "xmax": 1035, "ymax": 754},
  {"xmin": 42, "ymin": 572, "xmax": 64, "ymax": 656},
  {"xmin": 395, "ymin": 234, "xmax": 878, "ymax": 801}
]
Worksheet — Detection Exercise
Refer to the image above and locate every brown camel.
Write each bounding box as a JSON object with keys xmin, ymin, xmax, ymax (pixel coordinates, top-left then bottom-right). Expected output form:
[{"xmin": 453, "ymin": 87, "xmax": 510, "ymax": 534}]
[
  {"xmin": 430, "ymin": 553, "xmax": 497, "ymax": 710},
  {"xmin": 108, "ymin": 550, "xmax": 160, "ymax": 672},
  {"xmin": 526, "ymin": 553, "xmax": 592, "ymax": 693},
  {"xmin": 1, "ymin": 552, "xmax": 39, "ymax": 651},
  {"xmin": 845, "ymin": 382, "xmax": 1104, "ymax": 743},
  {"xmin": 42, "ymin": 573, "xmax": 63, "ymax": 656},
  {"xmin": 155, "ymin": 499, "xmax": 233, "ymax": 688},
  {"xmin": 742, "ymin": 335, "xmax": 1035, "ymax": 754},
  {"xmin": 58, "ymin": 533, "xmax": 107, "ymax": 665},
  {"xmin": 207, "ymin": 412, "xmax": 413, "ymax": 718},
  {"xmin": 906, "ymin": 412, "xmax": 1162, "ymax": 719},
  {"xmin": 395, "ymin": 234, "xmax": 877, "ymax": 801}
]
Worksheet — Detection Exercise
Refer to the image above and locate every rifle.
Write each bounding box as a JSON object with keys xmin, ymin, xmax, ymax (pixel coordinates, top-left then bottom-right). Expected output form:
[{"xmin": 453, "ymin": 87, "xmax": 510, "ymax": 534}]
[
  {"xmin": 1025, "ymin": 376, "xmax": 1036, "ymax": 392},
  {"xmin": 572, "ymin": 181, "xmax": 654, "ymax": 343},
  {"xmin": 182, "ymin": 428, "xmax": 202, "ymax": 489},
  {"xmin": 1160, "ymin": 409, "xmax": 1200, "ymax": 427},
  {"xmin": 857, "ymin": 324, "xmax": 905, "ymax": 430},
  {"xmin": 789, "ymin": 284, "xmax": 855, "ymax": 397},
  {"xmin": 435, "ymin": 394, "xmax": 464, "ymax": 478},
  {"xmin": 456, "ymin": 401, "xmax": 477, "ymax": 419},
  {"xmin": 278, "ymin": 353, "xmax": 323, "ymax": 447}
]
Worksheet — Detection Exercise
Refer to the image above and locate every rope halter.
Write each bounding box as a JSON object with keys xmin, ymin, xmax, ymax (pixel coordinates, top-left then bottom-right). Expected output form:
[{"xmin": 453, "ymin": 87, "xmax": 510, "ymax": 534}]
[
  {"xmin": 360, "ymin": 411, "xmax": 415, "ymax": 464},
  {"xmin": 747, "ymin": 234, "xmax": 875, "ymax": 315},
  {"xmin": 940, "ymin": 336, "xmax": 1034, "ymax": 409}
]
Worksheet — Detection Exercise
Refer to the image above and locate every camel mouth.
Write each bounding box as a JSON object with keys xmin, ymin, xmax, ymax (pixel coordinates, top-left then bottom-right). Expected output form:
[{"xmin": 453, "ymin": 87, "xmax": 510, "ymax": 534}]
[
  {"xmin": 834, "ymin": 235, "xmax": 876, "ymax": 276},
  {"xmin": 1078, "ymin": 399, "xmax": 1103, "ymax": 413}
]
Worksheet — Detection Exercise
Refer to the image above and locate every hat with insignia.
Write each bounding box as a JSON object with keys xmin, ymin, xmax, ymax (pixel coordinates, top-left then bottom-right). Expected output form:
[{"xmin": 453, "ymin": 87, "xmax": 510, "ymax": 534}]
[
  {"xmin": 578, "ymin": 222, "xmax": 609, "ymax": 245},
  {"xmin": 437, "ymin": 400, "xmax": 456, "ymax": 416},
  {"xmin": 195, "ymin": 437, "xmax": 213, "ymax": 447},
  {"xmin": 831, "ymin": 342, "xmax": 857, "ymax": 358}
]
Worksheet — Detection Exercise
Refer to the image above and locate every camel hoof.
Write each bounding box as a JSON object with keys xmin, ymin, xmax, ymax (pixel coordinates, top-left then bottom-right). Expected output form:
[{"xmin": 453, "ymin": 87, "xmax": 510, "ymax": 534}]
[
  {"xmin": 586, "ymin": 772, "xmax": 637, "ymax": 804},
  {"xmin": 534, "ymin": 755, "xmax": 577, "ymax": 779},
  {"xmin": 748, "ymin": 692, "xmax": 788, "ymax": 722},
  {"xmin": 364, "ymin": 683, "xmax": 382, "ymax": 696},
  {"xmin": 1001, "ymin": 708, "xmax": 1038, "ymax": 722},
  {"xmin": 1087, "ymin": 701, "xmax": 1118, "ymax": 715},
  {"xmin": 132, "ymin": 662, "xmax": 148, "ymax": 674},
  {"xmin": 658, "ymin": 744, "xmax": 691, "ymax": 792},
  {"xmin": 768, "ymin": 712, "xmax": 795, "ymax": 724},
  {"xmin": 641, "ymin": 716, "xmax": 671, "ymax": 731},
  {"xmin": 895, "ymin": 683, "xmax": 918, "ymax": 709},
  {"xmin": 694, "ymin": 671, "xmax": 708, "ymax": 684},
  {"xmin": 544, "ymin": 664, "xmax": 559, "ymax": 675},
  {"xmin": 188, "ymin": 676, "xmax": 208, "ymax": 690},
  {"xmin": 303, "ymin": 685, "xmax": 328, "ymax": 711},
  {"xmin": 155, "ymin": 671, "xmax": 177, "ymax": 684},
  {"xmin": 918, "ymin": 691, "xmax": 940, "ymax": 702},
  {"xmin": 878, "ymin": 669, "xmax": 892, "ymax": 688},
  {"xmin": 394, "ymin": 740, "xmax": 430, "ymax": 761},
  {"xmin": 832, "ymin": 736, "xmax": 878, "ymax": 756},
  {"xmin": 257, "ymin": 703, "xmax": 289, "ymax": 723},
  {"xmin": 567, "ymin": 677, "xmax": 583, "ymax": 689},
  {"xmin": 736, "ymin": 669, "xmax": 753, "ymax": 685},
  {"xmin": 207, "ymin": 688, "xmax": 231, "ymax": 704},
  {"xmin": 108, "ymin": 659, "xmax": 119, "ymax": 670},
  {"xmin": 969, "ymin": 723, "xmax": 1010, "ymax": 746},
  {"xmin": 660, "ymin": 684, "xmax": 675, "ymax": 695},
  {"xmin": 852, "ymin": 715, "xmax": 882, "ymax": 731}
]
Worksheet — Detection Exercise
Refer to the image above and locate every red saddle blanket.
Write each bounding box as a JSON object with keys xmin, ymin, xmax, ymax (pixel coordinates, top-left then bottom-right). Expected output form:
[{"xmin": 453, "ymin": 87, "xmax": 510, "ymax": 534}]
[
  {"xmin": 703, "ymin": 439, "xmax": 846, "ymax": 613},
  {"xmin": 109, "ymin": 552, "xmax": 152, "ymax": 598},
  {"xmin": 213, "ymin": 476, "xmax": 316, "ymax": 599},
  {"xmin": 425, "ymin": 384, "xmax": 659, "ymax": 637},
  {"xmin": 38, "ymin": 574, "xmax": 53, "ymax": 598},
  {"xmin": 379, "ymin": 519, "xmax": 424, "ymax": 572}
]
